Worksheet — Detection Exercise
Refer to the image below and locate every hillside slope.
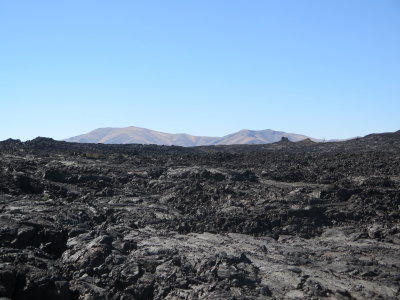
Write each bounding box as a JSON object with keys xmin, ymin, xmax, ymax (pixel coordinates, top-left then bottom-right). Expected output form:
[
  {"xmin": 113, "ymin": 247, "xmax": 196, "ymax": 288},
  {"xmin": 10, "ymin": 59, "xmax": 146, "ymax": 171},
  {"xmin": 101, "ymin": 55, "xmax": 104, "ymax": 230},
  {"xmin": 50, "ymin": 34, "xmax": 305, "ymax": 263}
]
[{"xmin": 65, "ymin": 126, "xmax": 319, "ymax": 146}]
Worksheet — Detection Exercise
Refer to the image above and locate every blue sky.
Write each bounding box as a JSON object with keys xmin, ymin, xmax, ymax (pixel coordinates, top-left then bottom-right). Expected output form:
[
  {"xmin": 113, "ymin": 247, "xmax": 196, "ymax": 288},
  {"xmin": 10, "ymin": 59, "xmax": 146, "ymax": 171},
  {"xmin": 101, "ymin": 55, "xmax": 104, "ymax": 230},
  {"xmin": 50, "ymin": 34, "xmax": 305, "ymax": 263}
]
[{"xmin": 1, "ymin": 0, "xmax": 399, "ymax": 141}]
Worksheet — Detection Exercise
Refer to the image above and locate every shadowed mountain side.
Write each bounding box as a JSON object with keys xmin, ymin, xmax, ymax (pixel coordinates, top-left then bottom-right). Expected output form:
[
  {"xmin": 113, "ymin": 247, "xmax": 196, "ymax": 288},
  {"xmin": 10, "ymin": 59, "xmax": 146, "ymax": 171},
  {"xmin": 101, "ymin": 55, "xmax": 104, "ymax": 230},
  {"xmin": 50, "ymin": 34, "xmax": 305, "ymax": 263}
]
[{"xmin": 65, "ymin": 126, "xmax": 322, "ymax": 146}]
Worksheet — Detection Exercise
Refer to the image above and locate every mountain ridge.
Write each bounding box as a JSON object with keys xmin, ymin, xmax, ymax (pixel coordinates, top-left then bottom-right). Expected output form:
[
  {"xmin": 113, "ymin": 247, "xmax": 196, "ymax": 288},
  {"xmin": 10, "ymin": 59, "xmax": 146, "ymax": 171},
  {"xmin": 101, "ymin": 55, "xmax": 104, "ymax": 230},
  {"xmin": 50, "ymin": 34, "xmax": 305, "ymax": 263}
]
[{"xmin": 65, "ymin": 126, "xmax": 323, "ymax": 146}]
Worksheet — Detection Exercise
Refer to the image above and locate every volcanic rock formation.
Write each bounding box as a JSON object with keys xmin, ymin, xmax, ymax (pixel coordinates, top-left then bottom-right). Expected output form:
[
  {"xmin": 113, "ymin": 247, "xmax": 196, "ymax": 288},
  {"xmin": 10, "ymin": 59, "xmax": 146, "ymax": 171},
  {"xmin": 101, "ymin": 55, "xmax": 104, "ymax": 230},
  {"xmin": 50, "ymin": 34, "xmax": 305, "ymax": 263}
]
[{"xmin": 0, "ymin": 131, "xmax": 399, "ymax": 299}]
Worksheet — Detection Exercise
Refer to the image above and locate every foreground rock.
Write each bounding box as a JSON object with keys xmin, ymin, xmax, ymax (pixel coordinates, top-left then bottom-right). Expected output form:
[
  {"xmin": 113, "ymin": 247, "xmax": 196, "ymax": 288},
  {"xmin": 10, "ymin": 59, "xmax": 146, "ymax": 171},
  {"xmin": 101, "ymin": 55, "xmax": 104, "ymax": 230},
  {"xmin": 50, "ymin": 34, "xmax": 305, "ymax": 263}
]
[{"xmin": 0, "ymin": 133, "xmax": 399, "ymax": 299}]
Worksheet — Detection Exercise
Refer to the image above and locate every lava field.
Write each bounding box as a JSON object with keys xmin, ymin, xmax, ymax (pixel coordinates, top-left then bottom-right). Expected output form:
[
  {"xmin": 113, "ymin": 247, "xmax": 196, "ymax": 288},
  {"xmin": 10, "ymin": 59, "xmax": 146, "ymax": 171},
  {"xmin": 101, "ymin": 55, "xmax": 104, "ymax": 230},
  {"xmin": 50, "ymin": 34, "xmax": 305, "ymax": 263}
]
[{"xmin": 0, "ymin": 132, "xmax": 400, "ymax": 299}]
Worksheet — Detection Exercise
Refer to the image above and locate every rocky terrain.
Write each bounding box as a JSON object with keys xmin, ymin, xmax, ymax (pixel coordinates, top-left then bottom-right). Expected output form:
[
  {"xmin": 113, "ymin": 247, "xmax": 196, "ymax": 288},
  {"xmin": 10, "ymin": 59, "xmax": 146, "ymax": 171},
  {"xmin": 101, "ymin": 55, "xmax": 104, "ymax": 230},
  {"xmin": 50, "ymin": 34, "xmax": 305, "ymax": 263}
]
[{"xmin": 0, "ymin": 131, "xmax": 399, "ymax": 299}]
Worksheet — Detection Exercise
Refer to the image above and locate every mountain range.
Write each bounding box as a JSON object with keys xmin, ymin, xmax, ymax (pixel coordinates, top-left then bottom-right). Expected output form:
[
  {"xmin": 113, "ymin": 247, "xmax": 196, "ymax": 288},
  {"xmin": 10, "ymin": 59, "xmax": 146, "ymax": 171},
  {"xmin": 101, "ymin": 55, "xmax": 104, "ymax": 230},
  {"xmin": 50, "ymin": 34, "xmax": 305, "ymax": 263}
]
[{"xmin": 65, "ymin": 126, "xmax": 323, "ymax": 146}]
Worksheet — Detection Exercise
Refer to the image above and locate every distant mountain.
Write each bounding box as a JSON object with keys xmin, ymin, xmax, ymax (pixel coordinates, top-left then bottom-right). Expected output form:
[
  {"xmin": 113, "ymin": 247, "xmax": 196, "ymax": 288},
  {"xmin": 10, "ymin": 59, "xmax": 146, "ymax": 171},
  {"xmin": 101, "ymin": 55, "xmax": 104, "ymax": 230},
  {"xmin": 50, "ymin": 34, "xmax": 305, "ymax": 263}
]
[
  {"xmin": 211, "ymin": 129, "xmax": 321, "ymax": 145},
  {"xmin": 64, "ymin": 126, "xmax": 321, "ymax": 146}
]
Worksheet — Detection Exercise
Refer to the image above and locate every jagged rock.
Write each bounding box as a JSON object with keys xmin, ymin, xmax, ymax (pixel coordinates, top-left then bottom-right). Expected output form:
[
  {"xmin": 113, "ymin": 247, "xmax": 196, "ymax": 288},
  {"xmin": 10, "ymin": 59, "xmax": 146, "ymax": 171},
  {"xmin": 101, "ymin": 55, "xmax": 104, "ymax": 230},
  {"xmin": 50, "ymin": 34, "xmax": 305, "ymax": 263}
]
[{"xmin": 0, "ymin": 133, "xmax": 399, "ymax": 299}]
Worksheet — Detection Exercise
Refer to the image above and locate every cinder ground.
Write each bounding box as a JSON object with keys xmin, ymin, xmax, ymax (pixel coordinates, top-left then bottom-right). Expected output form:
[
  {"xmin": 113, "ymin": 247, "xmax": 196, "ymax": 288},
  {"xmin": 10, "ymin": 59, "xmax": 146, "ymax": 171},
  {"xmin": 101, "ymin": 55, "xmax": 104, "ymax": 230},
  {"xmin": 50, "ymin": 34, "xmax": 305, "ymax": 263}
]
[{"xmin": 0, "ymin": 132, "xmax": 399, "ymax": 299}]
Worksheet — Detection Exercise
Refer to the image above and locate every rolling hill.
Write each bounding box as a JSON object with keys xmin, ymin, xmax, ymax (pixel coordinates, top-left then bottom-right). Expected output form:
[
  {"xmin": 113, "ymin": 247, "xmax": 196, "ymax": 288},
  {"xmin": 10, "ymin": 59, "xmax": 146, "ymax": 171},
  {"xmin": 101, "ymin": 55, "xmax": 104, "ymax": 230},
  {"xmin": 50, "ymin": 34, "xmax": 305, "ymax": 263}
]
[{"xmin": 65, "ymin": 127, "xmax": 321, "ymax": 146}]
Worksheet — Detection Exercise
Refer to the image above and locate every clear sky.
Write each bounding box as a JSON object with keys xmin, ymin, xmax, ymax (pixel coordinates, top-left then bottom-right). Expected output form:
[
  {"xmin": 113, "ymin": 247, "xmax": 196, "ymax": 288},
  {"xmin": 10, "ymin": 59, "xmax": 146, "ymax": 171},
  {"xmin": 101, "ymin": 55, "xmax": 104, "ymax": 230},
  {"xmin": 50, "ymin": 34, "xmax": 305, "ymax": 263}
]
[{"xmin": 1, "ymin": 0, "xmax": 399, "ymax": 141}]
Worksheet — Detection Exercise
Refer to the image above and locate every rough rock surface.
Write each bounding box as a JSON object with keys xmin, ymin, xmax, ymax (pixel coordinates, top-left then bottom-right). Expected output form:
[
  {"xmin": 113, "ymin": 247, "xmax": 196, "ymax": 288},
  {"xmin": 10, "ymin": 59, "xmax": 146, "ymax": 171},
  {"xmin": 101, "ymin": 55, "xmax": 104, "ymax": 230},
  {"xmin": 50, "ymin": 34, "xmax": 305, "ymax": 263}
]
[{"xmin": 0, "ymin": 132, "xmax": 399, "ymax": 299}]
